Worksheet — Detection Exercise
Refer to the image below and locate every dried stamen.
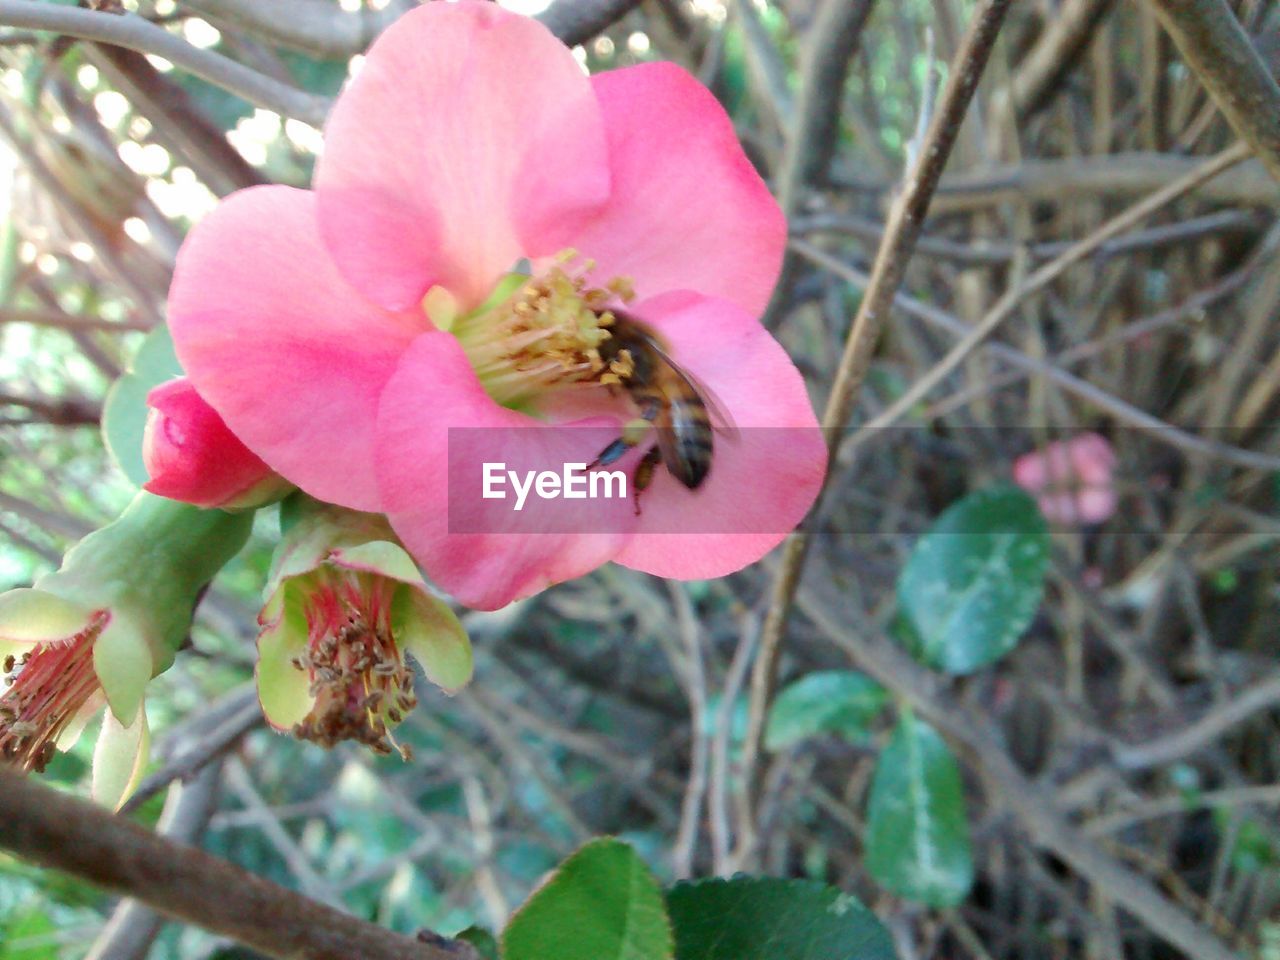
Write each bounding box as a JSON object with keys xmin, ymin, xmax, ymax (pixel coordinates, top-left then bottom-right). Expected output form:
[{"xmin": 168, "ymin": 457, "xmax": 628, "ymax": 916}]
[
  {"xmin": 0, "ymin": 610, "xmax": 110, "ymax": 773},
  {"xmin": 287, "ymin": 570, "xmax": 417, "ymax": 759}
]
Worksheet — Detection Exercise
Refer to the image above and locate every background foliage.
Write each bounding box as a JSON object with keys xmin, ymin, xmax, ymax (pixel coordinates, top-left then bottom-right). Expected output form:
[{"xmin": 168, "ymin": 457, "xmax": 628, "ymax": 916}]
[{"xmin": 1, "ymin": 0, "xmax": 1279, "ymax": 958}]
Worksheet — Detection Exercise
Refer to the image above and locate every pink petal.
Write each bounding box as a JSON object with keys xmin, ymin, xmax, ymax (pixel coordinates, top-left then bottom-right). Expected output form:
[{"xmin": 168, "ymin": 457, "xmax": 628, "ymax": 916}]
[
  {"xmin": 610, "ymin": 292, "xmax": 826, "ymax": 578},
  {"xmin": 376, "ymin": 333, "xmax": 630, "ymax": 611},
  {"xmin": 566, "ymin": 63, "xmax": 785, "ymax": 316},
  {"xmin": 1013, "ymin": 432, "xmax": 1118, "ymax": 521},
  {"xmin": 168, "ymin": 185, "xmax": 423, "ymax": 512},
  {"xmin": 315, "ymin": 1, "xmax": 610, "ymax": 312}
]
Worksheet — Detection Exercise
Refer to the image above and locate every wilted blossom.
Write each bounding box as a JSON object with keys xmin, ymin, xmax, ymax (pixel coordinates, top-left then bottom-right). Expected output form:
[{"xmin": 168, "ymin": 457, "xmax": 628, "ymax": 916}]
[
  {"xmin": 1013, "ymin": 433, "xmax": 1118, "ymax": 525},
  {"xmin": 143, "ymin": 376, "xmax": 292, "ymax": 509},
  {"xmin": 0, "ymin": 494, "xmax": 252, "ymax": 807},
  {"xmin": 168, "ymin": 1, "xmax": 826, "ymax": 611},
  {"xmin": 256, "ymin": 497, "xmax": 471, "ymax": 758}
]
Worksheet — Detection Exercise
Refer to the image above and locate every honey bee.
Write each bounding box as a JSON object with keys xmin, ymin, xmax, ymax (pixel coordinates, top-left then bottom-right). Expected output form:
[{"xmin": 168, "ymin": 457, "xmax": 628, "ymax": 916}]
[{"xmin": 588, "ymin": 310, "xmax": 736, "ymax": 512}]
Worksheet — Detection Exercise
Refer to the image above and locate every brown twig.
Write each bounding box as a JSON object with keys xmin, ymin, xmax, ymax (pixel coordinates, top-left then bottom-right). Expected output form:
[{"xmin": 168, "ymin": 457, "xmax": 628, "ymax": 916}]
[
  {"xmin": 86, "ymin": 761, "xmax": 225, "ymax": 960},
  {"xmin": 796, "ymin": 579, "xmax": 1242, "ymax": 960},
  {"xmin": 764, "ymin": 0, "xmax": 877, "ymax": 325},
  {"xmin": 1145, "ymin": 0, "xmax": 1280, "ymax": 184},
  {"xmin": 736, "ymin": 0, "xmax": 1015, "ymax": 864},
  {"xmin": 1113, "ymin": 671, "xmax": 1280, "ymax": 771},
  {"xmin": 117, "ymin": 686, "xmax": 262, "ymax": 814},
  {"xmin": 851, "ymin": 141, "xmax": 1255, "ymax": 444},
  {"xmin": 0, "ymin": 768, "xmax": 476, "ymax": 960}
]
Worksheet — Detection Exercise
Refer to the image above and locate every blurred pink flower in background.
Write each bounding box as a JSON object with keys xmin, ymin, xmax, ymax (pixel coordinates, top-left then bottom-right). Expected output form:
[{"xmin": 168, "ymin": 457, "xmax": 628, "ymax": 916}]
[
  {"xmin": 143, "ymin": 378, "xmax": 289, "ymax": 510},
  {"xmin": 168, "ymin": 1, "xmax": 825, "ymax": 610},
  {"xmin": 1013, "ymin": 433, "xmax": 1118, "ymax": 525}
]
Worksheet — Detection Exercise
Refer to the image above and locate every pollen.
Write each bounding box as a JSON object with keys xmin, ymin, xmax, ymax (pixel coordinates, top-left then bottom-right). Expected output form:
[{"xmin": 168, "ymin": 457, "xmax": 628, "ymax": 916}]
[
  {"xmin": 452, "ymin": 251, "xmax": 636, "ymax": 406},
  {"xmin": 0, "ymin": 610, "xmax": 110, "ymax": 773},
  {"xmin": 288, "ymin": 571, "xmax": 417, "ymax": 760}
]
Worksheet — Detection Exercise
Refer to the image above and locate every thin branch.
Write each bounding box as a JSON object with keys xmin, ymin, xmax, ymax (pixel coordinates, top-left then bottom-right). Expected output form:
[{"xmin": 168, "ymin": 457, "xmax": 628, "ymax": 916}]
[
  {"xmin": 0, "ymin": 0, "xmax": 332, "ymax": 125},
  {"xmin": 1145, "ymin": 0, "xmax": 1280, "ymax": 184},
  {"xmin": 0, "ymin": 391, "xmax": 101, "ymax": 426},
  {"xmin": 764, "ymin": 0, "xmax": 876, "ymax": 324},
  {"xmin": 668, "ymin": 582, "xmax": 710, "ymax": 879},
  {"xmin": 796, "ymin": 581, "xmax": 1242, "ymax": 960},
  {"xmin": 777, "ymin": 0, "xmax": 876, "ymax": 213},
  {"xmin": 789, "ymin": 235, "xmax": 1280, "ymax": 473},
  {"xmin": 0, "ymin": 769, "xmax": 476, "ymax": 960},
  {"xmin": 919, "ymin": 153, "xmax": 1279, "ymax": 212},
  {"xmin": 0, "ymin": 309, "xmax": 153, "ymax": 332},
  {"xmin": 86, "ymin": 761, "xmax": 225, "ymax": 960},
  {"xmin": 1113, "ymin": 671, "xmax": 1280, "ymax": 771},
  {"xmin": 119, "ymin": 688, "xmax": 262, "ymax": 815},
  {"xmin": 793, "ymin": 208, "xmax": 1265, "ymax": 266},
  {"xmin": 181, "ymin": 0, "xmax": 407, "ymax": 58},
  {"xmin": 537, "ymin": 0, "xmax": 644, "ymax": 47},
  {"xmin": 737, "ymin": 0, "xmax": 1015, "ymax": 863},
  {"xmin": 852, "ymin": 141, "xmax": 1255, "ymax": 447},
  {"xmin": 1002, "ymin": 0, "xmax": 1114, "ymax": 118}
]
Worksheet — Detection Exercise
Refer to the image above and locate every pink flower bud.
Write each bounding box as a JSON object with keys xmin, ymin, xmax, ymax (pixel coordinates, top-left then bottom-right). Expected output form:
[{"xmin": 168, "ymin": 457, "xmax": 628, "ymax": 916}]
[{"xmin": 143, "ymin": 378, "xmax": 289, "ymax": 509}]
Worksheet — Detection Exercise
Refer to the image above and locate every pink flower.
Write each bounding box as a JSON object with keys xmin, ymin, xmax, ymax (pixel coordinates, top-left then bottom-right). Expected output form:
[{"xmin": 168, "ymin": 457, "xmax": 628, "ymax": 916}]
[
  {"xmin": 143, "ymin": 378, "xmax": 291, "ymax": 509},
  {"xmin": 168, "ymin": 1, "xmax": 825, "ymax": 610},
  {"xmin": 1013, "ymin": 433, "xmax": 1118, "ymax": 525}
]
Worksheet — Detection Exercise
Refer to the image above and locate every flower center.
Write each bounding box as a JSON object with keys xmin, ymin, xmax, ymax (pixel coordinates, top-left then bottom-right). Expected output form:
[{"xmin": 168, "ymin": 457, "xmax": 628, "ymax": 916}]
[
  {"xmin": 289, "ymin": 570, "xmax": 417, "ymax": 759},
  {"xmin": 0, "ymin": 610, "xmax": 109, "ymax": 773},
  {"xmin": 444, "ymin": 252, "xmax": 637, "ymax": 408}
]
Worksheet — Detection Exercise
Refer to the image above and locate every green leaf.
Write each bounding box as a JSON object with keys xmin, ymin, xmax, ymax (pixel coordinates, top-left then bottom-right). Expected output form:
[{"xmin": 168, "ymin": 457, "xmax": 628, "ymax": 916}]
[
  {"xmin": 896, "ymin": 486, "xmax": 1049, "ymax": 674},
  {"xmin": 665, "ymin": 876, "xmax": 896, "ymax": 960},
  {"xmin": 866, "ymin": 711, "xmax": 972, "ymax": 907},
  {"xmin": 101, "ymin": 324, "xmax": 183, "ymax": 486},
  {"xmin": 456, "ymin": 926, "xmax": 500, "ymax": 960},
  {"xmin": 503, "ymin": 838, "xmax": 674, "ymax": 960},
  {"xmin": 765, "ymin": 671, "xmax": 888, "ymax": 749}
]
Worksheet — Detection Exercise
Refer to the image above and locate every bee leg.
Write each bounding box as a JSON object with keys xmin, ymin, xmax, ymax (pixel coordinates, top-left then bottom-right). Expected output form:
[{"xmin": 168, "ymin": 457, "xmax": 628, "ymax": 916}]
[
  {"xmin": 632, "ymin": 446, "xmax": 661, "ymax": 516},
  {"xmin": 585, "ymin": 437, "xmax": 631, "ymax": 471},
  {"xmin": 587, "ymin": 411, "xmax": 655, "ymax": 471}
]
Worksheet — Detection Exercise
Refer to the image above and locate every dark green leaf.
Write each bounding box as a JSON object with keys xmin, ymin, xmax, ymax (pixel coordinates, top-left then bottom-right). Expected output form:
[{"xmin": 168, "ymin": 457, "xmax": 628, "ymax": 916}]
[
  {"xmin": 896, "ymin": 486, "xmax": 1049, "ymax": 674},
  {"xmin": 866, "ymin": 711, "xmax": 972, "ymax": 907},
  {"xmin": 101, "ymin": 324, "xmax": 183, "ymax": 486},
  {"xmin": 502, "ymin": 838, "xmax": 673, "ymax": 960},
  {"xmin": 765, "ymin": 670, "xmax": 888, "ymax": 748},
  {"xmin": 665, "ymin": 876, "xmax": 896, "ymax": 960}
]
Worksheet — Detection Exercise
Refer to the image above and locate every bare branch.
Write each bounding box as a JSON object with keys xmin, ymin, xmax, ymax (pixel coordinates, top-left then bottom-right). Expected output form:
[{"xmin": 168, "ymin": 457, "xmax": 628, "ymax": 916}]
[
  {"xmin": 537, "ymin": 0, "xmax": 644, "ymax": 48},
  {"xmin": 737, "ymin": 0, "xmax": 1015, "ymax": 861},
  {"xmin": 1145, "ymin": 0, "xmax": 1280, "ymax": 184},
  {"xmin": 86, "ymin": 761, "xmax": 225, "ymax": 960},
  {"xmin": 797, "ymin": 579, "xmax": 1242, "ymax": 960},
  {"xmin": 851, "ymin": 142, "xmax": 1254, "ymax": 443},
  {"xmin": 0, "ymin": 0, "xmax": 332, "ymax": 125},
  {"xmin": 181, "ymin": 0, "xmax": 406, "ymax": 58},
  {"xmin": 0, "ymin": 768, "xmax": 476, "ymax": 960}
]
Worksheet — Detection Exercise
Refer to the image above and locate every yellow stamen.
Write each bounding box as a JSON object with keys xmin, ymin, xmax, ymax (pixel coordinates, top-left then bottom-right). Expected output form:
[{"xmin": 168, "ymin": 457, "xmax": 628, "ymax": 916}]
[{"xmin": 445, "ymin": 252, "xmax": 636, "ymax": 407}]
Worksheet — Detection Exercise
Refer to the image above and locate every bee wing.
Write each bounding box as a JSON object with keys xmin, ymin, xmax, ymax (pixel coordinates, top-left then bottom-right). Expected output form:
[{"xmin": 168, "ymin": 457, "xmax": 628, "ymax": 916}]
[
  {"xmin": 621, "ymin": 311, "xmax": 740, "ymax": 439},
  {"xmin": 644, "ymin": 338, "xmax": 739, "ymax": 440},
  {"xmin": 671, "ymin": 363, "xmax": 739, "ymax": 439}
]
